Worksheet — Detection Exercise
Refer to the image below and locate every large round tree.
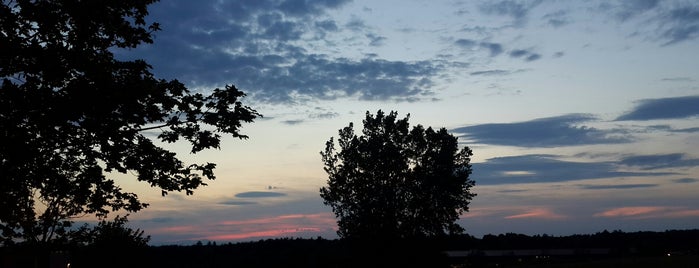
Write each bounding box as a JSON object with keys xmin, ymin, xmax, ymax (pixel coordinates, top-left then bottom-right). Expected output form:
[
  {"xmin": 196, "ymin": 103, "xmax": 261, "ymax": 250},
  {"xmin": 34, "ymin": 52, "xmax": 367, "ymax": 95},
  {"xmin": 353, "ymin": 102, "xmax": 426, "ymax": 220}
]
[
  {"xmin": 320, "ymin": 110, "xmax": 476, "ymax": 240},
  {"xmin": 0, "ymin": 0, "xmax": 259, "ymax": 245}
]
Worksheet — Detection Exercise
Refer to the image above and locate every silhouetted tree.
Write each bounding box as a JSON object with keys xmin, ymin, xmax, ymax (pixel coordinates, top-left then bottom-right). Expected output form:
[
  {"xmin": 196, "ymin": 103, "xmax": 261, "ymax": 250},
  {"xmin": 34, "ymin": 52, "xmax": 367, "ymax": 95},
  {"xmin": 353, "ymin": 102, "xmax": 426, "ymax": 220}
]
[
  {"xmin": 70, "ymin": 215, "xmax": 150, "ymax": 248},
  {"xmin": 0, "ymin": 0, "xmax": 260, "ymax": 245},
  {"xmin": 320, "ymin": 110, "xmax": 476, "ymax": 240}
]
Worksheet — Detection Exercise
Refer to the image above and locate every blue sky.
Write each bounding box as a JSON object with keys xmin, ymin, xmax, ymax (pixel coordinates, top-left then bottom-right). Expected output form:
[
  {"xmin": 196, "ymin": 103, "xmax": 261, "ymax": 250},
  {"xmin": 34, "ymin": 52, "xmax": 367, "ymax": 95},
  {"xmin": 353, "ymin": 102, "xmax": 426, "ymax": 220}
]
[{"xmin": 112, "ymin": 0, "xmax": 699, "ymax": 245}]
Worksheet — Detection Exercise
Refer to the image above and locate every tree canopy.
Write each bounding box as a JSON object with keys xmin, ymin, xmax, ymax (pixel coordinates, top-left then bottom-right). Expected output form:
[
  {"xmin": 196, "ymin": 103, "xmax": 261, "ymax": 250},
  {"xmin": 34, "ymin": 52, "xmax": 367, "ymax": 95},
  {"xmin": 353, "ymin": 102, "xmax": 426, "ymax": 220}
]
[
  {"xmin": 0, "ymin": 0, "xmax": 260, "ymax": 245},
  {"xmin": 320, "ymin": 110, "xmax": 476, "ymax": 240}
]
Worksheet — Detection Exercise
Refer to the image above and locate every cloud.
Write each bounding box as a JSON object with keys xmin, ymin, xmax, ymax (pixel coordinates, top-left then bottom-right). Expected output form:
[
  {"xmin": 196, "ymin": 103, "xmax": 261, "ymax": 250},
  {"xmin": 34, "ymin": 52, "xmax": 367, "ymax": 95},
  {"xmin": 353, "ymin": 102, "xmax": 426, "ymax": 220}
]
[
  {"xmin": 309, "ymin": 111, "xmax": 339, "ymax": 119},
  {"xmin": 469, "ymin": 69, "xmax": 512, "ymax": 76},
  {"xmin": 594, "ymin": 206, "xmax": 699, "ymax": 219},
  {"xmin": 602, "ymin": 1, "xmax": 699, "ymax": 45},
  {"xmin": 525, "ymin": 53, "xmax": 541, "ymax": 61},
  {"xmin": 472, "ymin": 154, "xmax": 666, "ymax": 185},
  {"xmin": 613, "ymin": 0, "xmax": 660, "ymax": 21},
  {"xmin": 579, "ymin": 184, "xmax": 658, "ymax": 190},
  {"xmin": 480, "ymin": 42, "xmax": 504, "ymax": 57},
  {"xmin": 366, "ymin": 33, "xmax": 387, "ymax": 46},
  {"xmin": 659, "ymin": 5, "xmax": 699, "ymax": 45},
  {"xmin": 455, "ymin": 39, "xmax": 510, "ymax": 58},
  {"xmin": 147, "ymin": 213, "xmax": 337, "ymax": 243},
  {"xmin": 452, "ymin": 114, "xmax": 631, "ymax": 147},
  {"xmin": 203, "ymin": 213, "xmax": 336, "ymax": 242},
  {"xmin": 509, "ymin": 49, "xmax": 528, "ymax": 58},
  {"xmin": 504, "ymin": 208, "xmax": 566, "ymax": 220},
  {"xmin": 616, "ymin": 95, "xmax": 699, "ymax": 120},
  {"xmin": 542, "ymin": 10, "xmax": 570, "ymax": 27},
  {"xmin": 219, "ymin": 200, "xmax": 258, "ymax": 206},
  {"xmin": 645, "ymin": 125, "xmax": 699, "ymax": 133},
  {"xmin": 114, "ymin": 0, "xmax": 446, "ymax": 104},
  {"xmin": 594, "ymin": 206, "xmax": 665, "ymax": 217},
  {"xmin": 455, "ymin": 38, "xmax": 478, "ymax": 48},
  {"xmin": 478, "ymin": 0, "xmax": 542, "ymax": 23},
  {"xmin": 661, "ymin": 77, "xmax": 694, "ymax": 82},
  {"xmin": 509, "ymin": 49, "xmax": 541, "ymax": 61},
  {"xmin": 235, "ymin": 191, "xmax": 287, "ymax": 198},
  {"xmin": 619, "ymin": 153, "xmax": 699, "ymax": 170},
  {"xmin": 281, "ymin": 120, "xmax": 305, "ymax": 125},
  {"xmin": 673, "ymin": 178, "xmax": 698, "ymax": 184}
]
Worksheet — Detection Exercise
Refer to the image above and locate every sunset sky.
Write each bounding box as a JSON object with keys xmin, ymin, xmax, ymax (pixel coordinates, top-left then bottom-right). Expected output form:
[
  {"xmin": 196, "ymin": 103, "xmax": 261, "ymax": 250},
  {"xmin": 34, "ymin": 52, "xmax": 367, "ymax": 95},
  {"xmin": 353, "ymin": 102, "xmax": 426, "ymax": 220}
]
[{"xmin": 111, "ymin": 0, "xmax": 699, "ymax": 245}]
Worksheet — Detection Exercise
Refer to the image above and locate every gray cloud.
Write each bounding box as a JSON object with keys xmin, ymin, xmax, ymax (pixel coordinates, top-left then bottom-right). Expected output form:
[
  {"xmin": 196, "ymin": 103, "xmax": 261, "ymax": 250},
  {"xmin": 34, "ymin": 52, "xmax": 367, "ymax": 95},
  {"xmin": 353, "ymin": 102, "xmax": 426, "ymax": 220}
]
[
  {"xmin": 509, "ymin": 49, "xmax": 528, "ymax": 58},
  {"xmin": 309, "ymin": 111, "xmax": 339, "ymax": 119},
  {"xmin": 673, "ymin": 178, "xmax": 698, "ymax": 184},
  {"xmin": 579, "ymin": 184, "xmax": 658, "ymax": 190},
  {"xmin": 542, "ymin": 10, "xmax": 570, "ymax": 27},
  {"xmin": 479, "ymin": 0, "xmax": 542, "ymax": 23},
  {"xmin": 613, "ymin": 0, "xmax": 660, "ymax": 21},
  {"xmin": 661, "ymin": 77, "xmax": 694, "ymax": 82},
  {"xmin": 219, "ymin": 200, "xmax": 258, "ymax": 205},
  {"xmin": 452, "ymin": 114, "xmax": 631, "ymax": 147},
  {"xmin": 619, "ymin": 153, "xmax": 699, "ymax": 170},
  {"xmin": 473, "ymin": 154, "xmax": 667, "ymax": 185},
  {"xmin": 366, "ymin": 33, "xmax": 387, "ymax": 46},
  {"xmin": 281, "ymin": 120, "xmax": 305, "ymax": 125},
  {"xmin": 480, "ymin": 42, "xmax": 504, "ymax": 57},
  {"xmin": 616, "ymin": 95, "xmax": 699, "ymax": 121},
  {"xmin": 235, "ymin": 191, "xmax": 287, "ymax": 198},
  {"xmin": 114, "ymin": 0, "xmax": 446, "ymax": 104},
  {"xmin": 659, "ymin": 5, "xmax": 699, "ymax": 45},
  {"xmin": 601, "ymin": 1, "xmax": 699, "ymax": 45},
  {"xmin": 645, "ymin": 125, "xmax": 699, "ymax": 133},
  {"xmin": 509, "ymin": 49, "xmax": 541, "ymax": 61},
  {"xmin": 455, "ymin": 39, "xmax": 506, "ymax": 58},
  {"xmin": 455, "ymin": 38, "xmax": 478, "ymax": 47},
  {"xmin": 525, "ymin": 53, "xmax": 541, "ymax": 61},
  {"xmin": 470, "ymin": 69, "xmax": 512, "ymax": 76}
]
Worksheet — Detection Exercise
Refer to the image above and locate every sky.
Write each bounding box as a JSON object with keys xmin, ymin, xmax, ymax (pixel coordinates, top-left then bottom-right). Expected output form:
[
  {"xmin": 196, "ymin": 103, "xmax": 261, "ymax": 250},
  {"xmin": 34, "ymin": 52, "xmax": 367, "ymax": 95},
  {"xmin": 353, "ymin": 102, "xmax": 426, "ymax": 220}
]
[{"xmin": 109, "ymin": 0, "xmax": 699, "ymax": 245}]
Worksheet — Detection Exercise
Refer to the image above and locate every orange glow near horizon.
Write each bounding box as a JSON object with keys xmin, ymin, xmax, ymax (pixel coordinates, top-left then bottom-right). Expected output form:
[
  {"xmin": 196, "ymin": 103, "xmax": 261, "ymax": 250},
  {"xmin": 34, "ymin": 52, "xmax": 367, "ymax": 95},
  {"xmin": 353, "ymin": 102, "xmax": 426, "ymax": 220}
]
[
  {"xmin": 149, "ymin": 212, "xmax": 338, "ymax": 242},
  {"xmin": 205, "ymin": 227, "xmax": 325, "ymax": 241}
]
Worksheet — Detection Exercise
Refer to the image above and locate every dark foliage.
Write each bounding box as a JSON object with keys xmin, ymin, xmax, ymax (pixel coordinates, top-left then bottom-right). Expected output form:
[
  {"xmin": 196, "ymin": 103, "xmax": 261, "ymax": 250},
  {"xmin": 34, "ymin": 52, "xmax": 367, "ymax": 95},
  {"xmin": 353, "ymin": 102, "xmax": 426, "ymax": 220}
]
[
  {"xmin": 2, "ymin": 230, "xmax": 695, "ymax": 268},
  {"xmin": 0, "ymin": 0, "xmax": 260, "ymax": 245},
  {"xmin": 320, "ymin": 110, "xmax": 476, "ymax": 240}
]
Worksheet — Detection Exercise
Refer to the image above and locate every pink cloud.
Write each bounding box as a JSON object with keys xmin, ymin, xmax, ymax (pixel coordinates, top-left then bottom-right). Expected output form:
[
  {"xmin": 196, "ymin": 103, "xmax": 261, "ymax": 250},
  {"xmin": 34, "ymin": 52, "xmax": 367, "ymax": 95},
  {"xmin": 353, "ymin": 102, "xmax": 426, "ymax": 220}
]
[
  {"xmin": 594, "ymin": 206, "xmax": 665, "ymax": 217},
  {"xmin": 461, "ymin": 207, "xmax": 567, "ymax": 220},
  {"xmin": 143, "ymin": 213, "xmax": 338, "ymax": 243},
  {"xmin": 504, "ymin": 208, "xmax": 567, "ymax": 220},
  {"xmin": 594, "ymin": 206, "xmax": 699, "ymax": 219},
  {"xmin": 150, "ymin": 225, "xmax": 198, "ymax": 234},
  {"xmin": 194, "ymin": 213, "xmax": 337, "ymax": 242},
  {"xmin": 206, "ymin": 228, "xmax": 324, "ymax": 241}
]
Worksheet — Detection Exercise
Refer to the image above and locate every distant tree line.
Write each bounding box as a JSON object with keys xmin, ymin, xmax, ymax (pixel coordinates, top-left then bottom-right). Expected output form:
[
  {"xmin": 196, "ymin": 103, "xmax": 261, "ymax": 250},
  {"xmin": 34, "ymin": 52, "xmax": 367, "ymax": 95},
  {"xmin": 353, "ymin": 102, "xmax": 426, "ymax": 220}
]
[{"xmin": 2, "ymin": 229, "xmax": 696, "ymax": 268}]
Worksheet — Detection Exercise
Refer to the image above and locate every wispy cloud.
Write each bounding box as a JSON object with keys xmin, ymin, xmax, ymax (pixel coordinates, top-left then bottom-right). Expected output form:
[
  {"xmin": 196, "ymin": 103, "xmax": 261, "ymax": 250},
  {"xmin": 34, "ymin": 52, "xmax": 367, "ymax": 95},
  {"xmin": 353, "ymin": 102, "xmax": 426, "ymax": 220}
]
[
  {"xmin": 453, "ymin": 114, "xmax": 631, "ymax": 147},
  {"xmin": 619, "ymin": 153, "xmax": 699, "ymax": 170},
  {"xmin": 472, "ymin": 154, "xmax": 667, "ymax": 185},
  {"xmin": 600, "ymin": 1, "xmax": 699, "ymax": 45},
  {"xmin": 478, "ymin": 0, "xmax": 543, "ymax": 25},
  {"xmin": 673, "ymin": 178, "xmax": 698, "ymax": 184},
  {"xmin": 235, "ymin": 191, "xmax": 287, "ymax": 198},
  {"xmin": 504, "ymin": 208, "xmax": 567, "ymax": 220},
  {"xmin": 579, "ymin": 184, "xmax": 658, "ymax": 190},
  {"xmin": 594, "ymin": 206, "xmax": 699, "ymax": 219}
]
